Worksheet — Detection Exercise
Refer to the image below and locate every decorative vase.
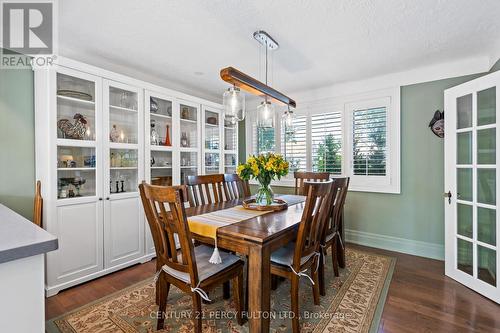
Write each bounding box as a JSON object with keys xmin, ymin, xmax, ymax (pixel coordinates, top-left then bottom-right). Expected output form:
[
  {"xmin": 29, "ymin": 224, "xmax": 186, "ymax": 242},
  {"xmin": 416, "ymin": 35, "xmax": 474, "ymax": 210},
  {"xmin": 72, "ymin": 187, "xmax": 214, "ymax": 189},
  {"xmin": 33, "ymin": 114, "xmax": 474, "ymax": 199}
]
[
  {"xmin": 164, "ymin": 124, "xmax": 171, "ymax": 146},
  {"xmin": 150, "ymin": 120, "xmax": 159, "ymax": 145},
  {"xmin": 256, "ymin": 182, "xmax": 274, "ymax": 206}
]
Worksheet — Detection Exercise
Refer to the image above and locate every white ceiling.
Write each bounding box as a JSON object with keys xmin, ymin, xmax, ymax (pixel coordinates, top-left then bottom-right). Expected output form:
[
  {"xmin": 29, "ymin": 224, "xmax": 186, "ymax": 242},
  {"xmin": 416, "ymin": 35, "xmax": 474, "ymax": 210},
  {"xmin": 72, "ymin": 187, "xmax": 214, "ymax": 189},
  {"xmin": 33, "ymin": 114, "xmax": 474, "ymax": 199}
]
[{"xmin": 59, "ymin": 0, "xmax": 500, "ymax": 102}]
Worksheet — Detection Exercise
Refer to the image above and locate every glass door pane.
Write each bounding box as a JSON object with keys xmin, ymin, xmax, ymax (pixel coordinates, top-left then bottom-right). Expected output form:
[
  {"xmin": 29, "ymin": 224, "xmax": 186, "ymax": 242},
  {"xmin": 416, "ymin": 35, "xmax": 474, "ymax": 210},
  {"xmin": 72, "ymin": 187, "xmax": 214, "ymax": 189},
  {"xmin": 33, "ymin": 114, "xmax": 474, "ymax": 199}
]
[
  {"xmin": 149, "ymin": 97, "xmax": 172, "ymax": 147},
  {"xmin": 204, "ymin": 109, "xmax": 220, "ymax": 174},
  {"xmin": 224, "ymin": 153, "xmax": 237, "ymax": 174},
  {"xmin": 109, "ymin": 87, "xmax": 138, "ymax": 144},
  {"xmin": 224, "ymin": 119, "xmax": 238, "ymax": 173},
  {"xmin": 151, "ymin": 150, "xmax": 172, "ymax": 186},
  {"xmin": 110, "ymin": 149, "xmax": 138, "ymax": 194},
  {"xmin": 205, "ymin": 152, "xmax": 220, "ymax": 175},
  {"xmin": 180, "ymin": 104, "xmax": 198, "ymax": 148},
  {"xmin": 180, "ymin": 152, "xmax": 197, "ymax": 184},
  {"xmin": 108, "ymin": 84, "xmax": 139, "ymax": 195},
  {"xmin": 57, "ymin": 146, "xmax": 96, "ymax": 199},
  {"xmin": 56, "ymin": 73, "xmax": 96, "ymax": 141}
]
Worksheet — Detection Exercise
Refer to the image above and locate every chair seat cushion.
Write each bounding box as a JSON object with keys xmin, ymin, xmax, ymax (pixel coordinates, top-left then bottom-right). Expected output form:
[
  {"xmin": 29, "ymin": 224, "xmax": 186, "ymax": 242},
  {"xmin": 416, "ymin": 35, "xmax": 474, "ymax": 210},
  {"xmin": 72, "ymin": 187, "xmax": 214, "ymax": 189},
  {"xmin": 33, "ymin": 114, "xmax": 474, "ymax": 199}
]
[
  {"xmin": 162, "ymin": 245, "xmax": 240, "ymax": 284},
  {"xmin": 270, "ymin": 242, "xmax": 316, "ymax": 267}
]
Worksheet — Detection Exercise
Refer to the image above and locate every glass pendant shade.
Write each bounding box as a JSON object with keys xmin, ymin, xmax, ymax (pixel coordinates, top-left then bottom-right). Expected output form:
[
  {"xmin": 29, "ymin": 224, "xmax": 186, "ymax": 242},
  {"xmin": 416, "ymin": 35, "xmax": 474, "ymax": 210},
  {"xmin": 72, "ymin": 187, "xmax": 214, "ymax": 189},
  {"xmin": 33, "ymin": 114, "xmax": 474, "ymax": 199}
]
[
  {"xmin": 282, "ymin": 108, "xmax": 295, "ymax": 134},
  {"xmin": 257, "ymin": 100, "xmax": 275, "ymax": 128},
  {"xmin": 223, "ymin": 86, "xmax": 245, "ymax": 123}
]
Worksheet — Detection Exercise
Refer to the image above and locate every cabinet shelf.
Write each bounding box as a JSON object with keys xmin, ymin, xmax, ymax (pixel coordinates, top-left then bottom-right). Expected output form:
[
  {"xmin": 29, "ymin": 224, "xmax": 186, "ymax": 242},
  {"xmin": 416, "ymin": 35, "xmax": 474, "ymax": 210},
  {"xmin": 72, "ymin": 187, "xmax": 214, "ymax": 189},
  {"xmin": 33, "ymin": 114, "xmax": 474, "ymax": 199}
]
[
  {"xmin": 57, "ymin": 167, "xmax": 96, "ymax": 171},
  {"xmin": 150, "ymin": 145, "xmax": 172, "ymax": 152},
  {"xmin": 150, "ymin": 113, "xmax": 172, "ymax": 119},
  {"xmin": 57, "ymin": 95, "xmax": 95, "ymax": 106},
  {"xmin": 151, "ymin": 166, "xmax": 172, "ymax": 169},
  {"xmin": 180, "ymin": 118, "xmax": 197, "ymax": 124},
  {"xmin": 180, "ymin": 166, "xmax": 197, "ymax": 169},
  {"xmin": 110, "ymin": 167, "xmax": 138, "ymax": 170},
  {"xmin": 109, "ymin": 142, "xmax": 139, "ymax": 150},
  {"xmin": 205, "ymin": 123, "xmax": 219, "ymax": 128},
  {"xmin": 109, "ymin": 105, "xmax": 138, "ymax": 113}
]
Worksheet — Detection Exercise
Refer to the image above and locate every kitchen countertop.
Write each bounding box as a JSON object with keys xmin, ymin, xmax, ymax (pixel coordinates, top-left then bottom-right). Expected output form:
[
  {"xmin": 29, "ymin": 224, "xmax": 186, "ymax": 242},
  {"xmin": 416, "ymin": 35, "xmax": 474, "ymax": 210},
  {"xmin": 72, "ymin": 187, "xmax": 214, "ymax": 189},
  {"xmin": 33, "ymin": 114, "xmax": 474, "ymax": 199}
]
[{"xmin": 0, "ymin": 204, "xmax": 58, "ymax": 264}]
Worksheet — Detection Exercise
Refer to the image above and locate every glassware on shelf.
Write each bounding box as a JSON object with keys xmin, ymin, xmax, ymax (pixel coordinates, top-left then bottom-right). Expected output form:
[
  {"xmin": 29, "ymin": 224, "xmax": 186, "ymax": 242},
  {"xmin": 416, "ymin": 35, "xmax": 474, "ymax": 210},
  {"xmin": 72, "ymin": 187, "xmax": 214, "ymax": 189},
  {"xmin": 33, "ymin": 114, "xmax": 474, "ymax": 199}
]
[
  {"xmin": 181, "ymin": 132, "xmax": 189, "ymax": 147},
  {"xmin": 150, "ymin": 120, "xmax": 159, "ymax": 145},
  {"xmin": 150, "ymin": 97, "xmax": 159, "ymax": 113}
]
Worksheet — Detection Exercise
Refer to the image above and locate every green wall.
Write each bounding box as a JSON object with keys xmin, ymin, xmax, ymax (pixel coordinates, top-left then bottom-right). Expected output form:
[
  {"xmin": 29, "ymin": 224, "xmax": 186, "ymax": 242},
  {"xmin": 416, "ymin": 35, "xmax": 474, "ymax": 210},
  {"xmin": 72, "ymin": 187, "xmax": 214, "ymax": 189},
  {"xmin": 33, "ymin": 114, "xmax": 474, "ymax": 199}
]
[
  {"xmin": 241, "ymin": 74, "xmax": 487, "ymax": 253},
  {"xmin": 0, "ymin": 66, "xmax": 35, "ymax": 220}
]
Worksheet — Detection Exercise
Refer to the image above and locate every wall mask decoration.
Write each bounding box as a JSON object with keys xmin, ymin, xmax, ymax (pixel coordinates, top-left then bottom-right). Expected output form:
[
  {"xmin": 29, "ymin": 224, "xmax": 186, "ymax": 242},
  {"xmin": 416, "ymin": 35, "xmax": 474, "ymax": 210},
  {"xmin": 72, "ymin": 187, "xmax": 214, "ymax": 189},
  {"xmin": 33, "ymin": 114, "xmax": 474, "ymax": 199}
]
[{"xmin": 428, "ymin": 110, "xmax": 444, "ymax": 138}]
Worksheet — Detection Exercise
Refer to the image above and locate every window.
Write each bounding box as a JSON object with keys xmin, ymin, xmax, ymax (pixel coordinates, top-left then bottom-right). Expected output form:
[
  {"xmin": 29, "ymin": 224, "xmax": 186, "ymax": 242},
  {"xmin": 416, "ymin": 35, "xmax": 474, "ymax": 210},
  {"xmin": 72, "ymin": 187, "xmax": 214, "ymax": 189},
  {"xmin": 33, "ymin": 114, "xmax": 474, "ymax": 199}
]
[
  {"xmin": 311, "ymin": 112, "xmax": 342, "ymax": 174},
  {"xmin": 251, "ymin": 123, "xmax": 275, "ymax": 155},
  {"xmin": 352, "ymin": 107, "xmax": 387, "ymax": 176},
  {"xmin": 281, "ymin": 116, "xmax": 307, "ymax": 172},
  {"xmin": 245, "ymin": 88, "xmax": 400, "ymax": 193}
]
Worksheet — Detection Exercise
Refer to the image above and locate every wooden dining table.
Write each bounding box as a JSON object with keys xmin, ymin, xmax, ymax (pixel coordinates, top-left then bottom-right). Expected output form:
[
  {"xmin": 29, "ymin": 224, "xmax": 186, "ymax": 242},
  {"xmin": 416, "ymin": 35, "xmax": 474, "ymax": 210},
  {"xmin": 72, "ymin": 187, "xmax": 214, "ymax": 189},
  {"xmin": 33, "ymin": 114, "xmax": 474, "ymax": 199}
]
[{"xmin": 184, "ymin": 194, "xmax": 306, "ymax": 333}]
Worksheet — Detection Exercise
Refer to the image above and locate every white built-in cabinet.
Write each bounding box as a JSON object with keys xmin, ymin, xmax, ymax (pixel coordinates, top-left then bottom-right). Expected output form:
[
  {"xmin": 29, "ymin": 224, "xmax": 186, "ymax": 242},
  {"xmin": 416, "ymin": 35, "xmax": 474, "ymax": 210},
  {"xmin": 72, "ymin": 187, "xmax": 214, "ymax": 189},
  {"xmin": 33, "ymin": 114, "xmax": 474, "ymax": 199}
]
[{"xmin": 35, "ymin": 58, "xmax": 232, "ymax": 295}]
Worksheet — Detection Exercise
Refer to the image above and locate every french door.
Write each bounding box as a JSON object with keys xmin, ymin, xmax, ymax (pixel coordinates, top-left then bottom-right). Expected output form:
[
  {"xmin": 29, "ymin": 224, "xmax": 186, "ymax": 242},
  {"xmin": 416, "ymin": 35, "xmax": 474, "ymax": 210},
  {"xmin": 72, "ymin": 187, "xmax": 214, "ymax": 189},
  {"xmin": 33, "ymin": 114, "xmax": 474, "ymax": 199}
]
[{"xmin": 445, "ymin": 70, "xmax": 500, "ymax": 303}]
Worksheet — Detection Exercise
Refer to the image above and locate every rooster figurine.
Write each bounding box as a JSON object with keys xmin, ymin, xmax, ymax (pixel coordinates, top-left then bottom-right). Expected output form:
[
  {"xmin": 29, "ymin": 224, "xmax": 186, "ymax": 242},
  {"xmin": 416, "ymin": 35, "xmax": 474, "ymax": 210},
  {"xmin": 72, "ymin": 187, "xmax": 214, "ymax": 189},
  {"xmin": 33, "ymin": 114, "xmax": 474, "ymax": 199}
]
[{"xmin": 58, "ymin": 113, "xmax": 88, "ymax": 140}]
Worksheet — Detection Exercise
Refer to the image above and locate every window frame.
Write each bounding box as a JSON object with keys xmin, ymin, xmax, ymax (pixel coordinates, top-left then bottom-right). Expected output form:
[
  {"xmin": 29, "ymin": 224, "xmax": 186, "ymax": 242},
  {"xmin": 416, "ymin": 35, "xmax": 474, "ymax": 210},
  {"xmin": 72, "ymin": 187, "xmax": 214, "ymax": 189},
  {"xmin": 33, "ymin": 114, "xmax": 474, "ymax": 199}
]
[{"xmin": 245, "ymin": 87, "xmax": 401, "ymax": 194}]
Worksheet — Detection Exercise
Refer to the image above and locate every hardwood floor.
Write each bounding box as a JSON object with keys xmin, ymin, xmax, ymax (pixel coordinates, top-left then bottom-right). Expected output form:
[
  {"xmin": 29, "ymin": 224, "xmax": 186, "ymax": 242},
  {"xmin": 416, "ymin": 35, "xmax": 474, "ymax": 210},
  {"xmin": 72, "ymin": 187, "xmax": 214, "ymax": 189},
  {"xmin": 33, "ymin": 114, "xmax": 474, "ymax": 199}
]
[{"xmin": 45, "ymin": 244, "xmax": 500, "ymax": 332}]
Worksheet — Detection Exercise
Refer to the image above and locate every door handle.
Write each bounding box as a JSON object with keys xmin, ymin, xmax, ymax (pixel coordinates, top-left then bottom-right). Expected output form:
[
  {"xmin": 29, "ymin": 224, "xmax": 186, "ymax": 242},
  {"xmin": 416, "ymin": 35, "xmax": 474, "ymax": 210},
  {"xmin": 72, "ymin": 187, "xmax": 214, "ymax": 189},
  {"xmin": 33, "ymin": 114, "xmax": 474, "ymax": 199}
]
[
  {"xmin": 98, "ymin": 198, "xmax": 103, "ymax": 201},
  {"xmin": 106, "ymin": 197, "xmax": 110, "ymax": 200},
  {"xmin": 444, "ymin": 191, "xmax": 452, "ymax": 204}
]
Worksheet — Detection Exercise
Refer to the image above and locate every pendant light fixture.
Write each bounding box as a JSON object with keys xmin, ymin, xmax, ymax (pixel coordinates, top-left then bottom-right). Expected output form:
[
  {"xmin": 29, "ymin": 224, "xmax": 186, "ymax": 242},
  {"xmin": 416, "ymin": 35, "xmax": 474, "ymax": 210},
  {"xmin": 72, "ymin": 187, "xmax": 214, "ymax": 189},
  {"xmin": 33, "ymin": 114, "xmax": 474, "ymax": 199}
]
[
  {"xmin": 223, "ymin": 85, "xmax": 245, "ymax": 124},
  {"xmin": 221, "ymin": 30, "xmax": 296, "ymax": 126},
  {"xmin": 282, "ymin": 105, "xmax": 295, "ymax": 134},
  {"xmin": 256, "ymin": 41, "xmax": 275, "ymax": 128}
]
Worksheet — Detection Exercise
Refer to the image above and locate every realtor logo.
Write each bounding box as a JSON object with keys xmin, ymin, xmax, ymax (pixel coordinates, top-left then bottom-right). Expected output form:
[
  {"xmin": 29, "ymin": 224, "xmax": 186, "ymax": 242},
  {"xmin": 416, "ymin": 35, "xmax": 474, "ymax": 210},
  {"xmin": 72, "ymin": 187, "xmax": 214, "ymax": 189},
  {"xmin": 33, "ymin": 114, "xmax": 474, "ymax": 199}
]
[{"xmin": 1, "ymin": 0, "xmax": 56, "ymax": 68}]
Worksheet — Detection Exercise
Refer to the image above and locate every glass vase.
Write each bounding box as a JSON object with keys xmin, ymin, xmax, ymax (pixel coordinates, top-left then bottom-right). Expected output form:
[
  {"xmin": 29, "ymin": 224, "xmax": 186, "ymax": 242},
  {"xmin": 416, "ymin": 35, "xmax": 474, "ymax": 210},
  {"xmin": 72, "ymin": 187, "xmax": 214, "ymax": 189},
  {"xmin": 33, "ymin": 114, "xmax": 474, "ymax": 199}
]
[{"xmin": 256, "ymin": 182, "xmax": 274, "ymax": 206}]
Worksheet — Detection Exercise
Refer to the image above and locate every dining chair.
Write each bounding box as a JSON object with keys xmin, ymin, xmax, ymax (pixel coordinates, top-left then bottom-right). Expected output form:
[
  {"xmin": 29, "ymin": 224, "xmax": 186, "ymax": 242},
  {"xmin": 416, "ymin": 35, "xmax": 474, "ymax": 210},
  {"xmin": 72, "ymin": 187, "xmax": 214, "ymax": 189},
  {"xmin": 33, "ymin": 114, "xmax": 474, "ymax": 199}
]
[
  {"xmin": 185, "ymin": 174, "xmax": 227, "ymax": 207},
  {"xmin": 318, "ymin": 177, "xmax": 349, "ymax": 296},
  {"xmin": 293, "ymin": 171, "xmax": 330, "ymax": 195},
  {"xmin": 270, "ymin": 180, "xmax": 335, "ymax": 333},
  {"xmin": 223, "ymin": 173, "xmax": 250, "ymax": 200},
  {"xmin": 33, "ymin": 180, "xmax": 43, "ymax": 228},
  {"xmin": 139, "ymin": 182, "xmax": 245, "ymax": 332}
]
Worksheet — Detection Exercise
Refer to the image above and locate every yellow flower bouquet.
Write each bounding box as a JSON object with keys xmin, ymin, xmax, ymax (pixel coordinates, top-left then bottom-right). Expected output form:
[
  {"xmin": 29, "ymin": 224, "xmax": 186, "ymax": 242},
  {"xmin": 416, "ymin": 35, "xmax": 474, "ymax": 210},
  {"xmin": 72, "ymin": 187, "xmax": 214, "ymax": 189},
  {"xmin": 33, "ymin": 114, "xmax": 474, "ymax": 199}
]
[{"xmin": 237, "ymin": 153, "xmax": 289, "ymax": 205}]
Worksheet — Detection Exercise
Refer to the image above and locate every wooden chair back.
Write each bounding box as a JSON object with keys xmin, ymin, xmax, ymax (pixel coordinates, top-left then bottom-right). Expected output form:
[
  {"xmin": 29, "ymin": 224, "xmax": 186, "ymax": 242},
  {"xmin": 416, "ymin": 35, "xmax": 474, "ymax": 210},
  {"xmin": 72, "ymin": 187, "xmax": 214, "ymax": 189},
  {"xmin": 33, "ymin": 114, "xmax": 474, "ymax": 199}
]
[
  {"xmin": 293, "ymin": 180, "xmax": 334, "ymax": 270},
  {"xmin": 33, "ymin": 180, "xmax": 43, "ymax": 227},
  {"xmin": 294, "ymin": 171, "xmax": 330, "ymax": 195},
  {"xmin": 224, "ymin": 173, "xmax": 250, "ymax": 200},
  {"xmin": 323, "ymin": 177, "xmax": 350, "ymax": 238},
  {"xmin": 139, "ymin": 183, "xmax": 200, "ymax": 285},
  {"xmin": 185, "ymin": 174, "xmax": 226, "ymax": 207}
]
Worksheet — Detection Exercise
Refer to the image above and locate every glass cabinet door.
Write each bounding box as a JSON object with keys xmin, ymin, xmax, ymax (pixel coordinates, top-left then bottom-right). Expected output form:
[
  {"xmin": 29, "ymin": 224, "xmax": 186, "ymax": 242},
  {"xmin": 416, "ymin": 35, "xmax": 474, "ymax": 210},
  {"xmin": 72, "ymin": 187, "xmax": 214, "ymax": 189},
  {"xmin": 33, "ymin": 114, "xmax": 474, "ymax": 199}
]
[
  {"xmin": 56, "ymin": 73, "xmax": 96, "ymax": 141},
  {"xmin": 149, "ymin": 96, "xmax": 173, "ymax": 148},
  {"xmin": 204, "ymin": 108, "xmax": 221, "ymax": 174},
  {"xmin": 56, "ymin": 70, "xmax": 100, "ymax": 200},
  {"xmin": 224, "ymin": 119, "xmax": 238, "ymax": 173},
  {"xmin": 179, "ymin": 103, "xmax": 198, "ymax": 149},
  {"xmin": 180, "ymin": 152, "xmax": 198, "ymax": 184},
  {"xmin": 106, "ymin": 82, "xmax": 140, "ymax": 195}
]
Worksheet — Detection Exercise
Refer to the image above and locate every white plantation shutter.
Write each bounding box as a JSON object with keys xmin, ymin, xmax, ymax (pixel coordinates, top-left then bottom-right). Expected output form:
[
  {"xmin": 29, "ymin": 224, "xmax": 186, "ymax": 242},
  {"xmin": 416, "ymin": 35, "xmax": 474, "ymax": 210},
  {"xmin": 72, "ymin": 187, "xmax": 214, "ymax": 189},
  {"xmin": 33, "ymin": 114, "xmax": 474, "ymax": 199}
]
[
  {"xmin": 245, "ymin": 89, "xmax": 400, "ymax": 193},
  {"xmin": 352, "ymin": 107, "xmax": 387, "ymax": 176},
  {"xmin": 311, "ymin": 112, "xmax": 342, "ymax": 174},
  {"xmin": 281, "ymin": 116, "xmax": 307, "ymax": 172}
]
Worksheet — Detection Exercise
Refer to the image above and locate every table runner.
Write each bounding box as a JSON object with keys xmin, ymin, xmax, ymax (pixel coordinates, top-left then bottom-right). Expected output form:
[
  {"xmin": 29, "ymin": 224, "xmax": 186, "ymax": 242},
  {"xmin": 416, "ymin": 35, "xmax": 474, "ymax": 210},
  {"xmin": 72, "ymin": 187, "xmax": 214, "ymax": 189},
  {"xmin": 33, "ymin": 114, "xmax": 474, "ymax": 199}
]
[{"xmin": 188, "ymin": 205, "xmax": 270, "ymax": 264}]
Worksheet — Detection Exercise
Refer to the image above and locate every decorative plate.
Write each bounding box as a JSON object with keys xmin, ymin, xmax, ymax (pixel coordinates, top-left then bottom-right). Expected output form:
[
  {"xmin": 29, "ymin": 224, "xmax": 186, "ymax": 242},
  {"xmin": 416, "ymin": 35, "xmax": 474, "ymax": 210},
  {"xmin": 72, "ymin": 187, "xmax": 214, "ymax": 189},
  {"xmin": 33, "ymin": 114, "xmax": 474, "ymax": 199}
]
[
  {"xmin": 242, "ymin": 198, "xmax": 288, "ymax": 211},
  {"xmin": 57, "ymin": 90, "xmax": 93, "ymax": 101}
]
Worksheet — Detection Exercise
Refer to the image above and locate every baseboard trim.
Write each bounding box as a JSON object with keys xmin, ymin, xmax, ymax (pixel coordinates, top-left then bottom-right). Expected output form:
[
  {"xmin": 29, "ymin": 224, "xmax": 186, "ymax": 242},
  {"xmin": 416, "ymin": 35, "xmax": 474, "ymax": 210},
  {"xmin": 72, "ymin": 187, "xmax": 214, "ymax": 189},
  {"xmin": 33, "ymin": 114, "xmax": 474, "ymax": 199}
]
[{"xmin": 345, "ymin": 229, "xmax": 444, "ymax": 261}]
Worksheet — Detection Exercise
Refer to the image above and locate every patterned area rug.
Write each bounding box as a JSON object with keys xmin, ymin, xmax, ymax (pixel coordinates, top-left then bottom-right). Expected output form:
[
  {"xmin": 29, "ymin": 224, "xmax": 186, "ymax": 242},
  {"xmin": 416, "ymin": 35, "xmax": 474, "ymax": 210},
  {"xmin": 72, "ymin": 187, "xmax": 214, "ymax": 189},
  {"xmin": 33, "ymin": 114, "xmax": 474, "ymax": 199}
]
[{"xmin": 46, "ymin": 249, "xmax": 395, "ymax": 333}]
